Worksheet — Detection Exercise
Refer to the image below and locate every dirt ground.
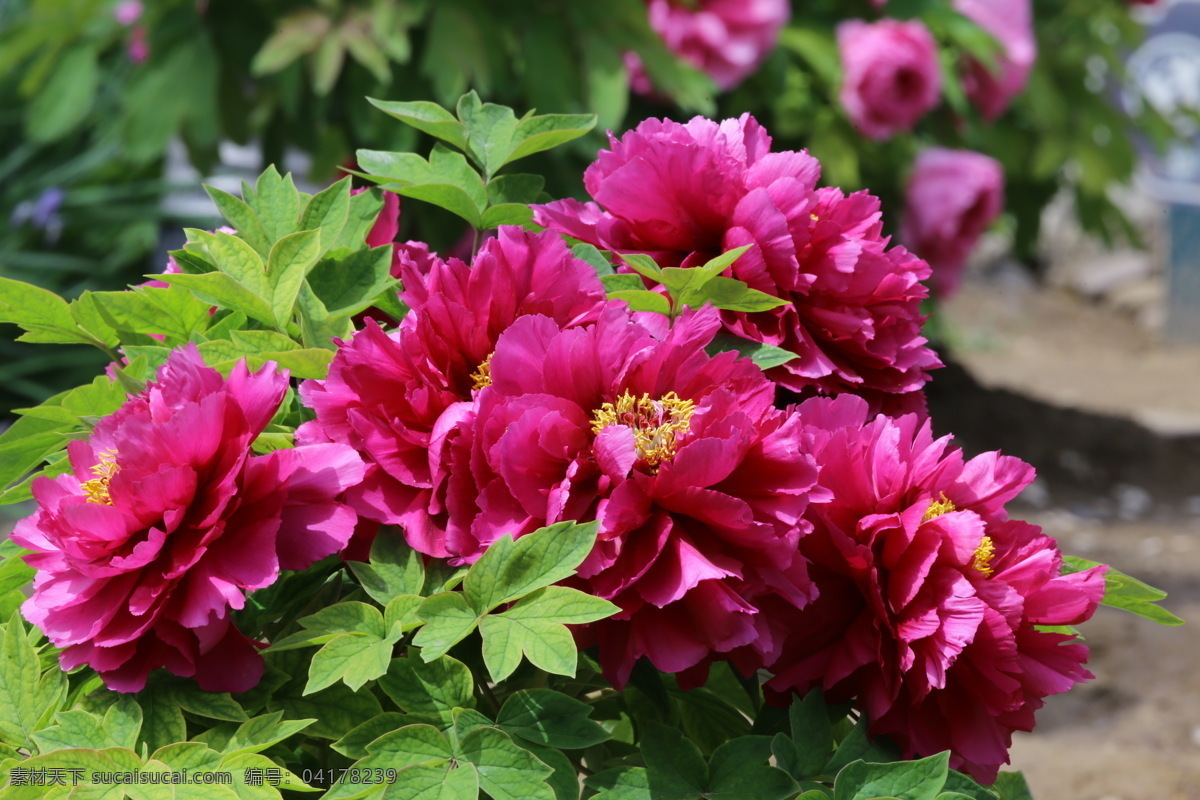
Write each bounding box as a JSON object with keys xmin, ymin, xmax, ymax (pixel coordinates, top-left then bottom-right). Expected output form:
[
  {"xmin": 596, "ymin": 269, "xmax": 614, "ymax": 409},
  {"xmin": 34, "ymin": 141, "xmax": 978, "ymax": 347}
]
[{"xmin": 941, "ymin": 275, "xmax": 1200, "ymax": 799}]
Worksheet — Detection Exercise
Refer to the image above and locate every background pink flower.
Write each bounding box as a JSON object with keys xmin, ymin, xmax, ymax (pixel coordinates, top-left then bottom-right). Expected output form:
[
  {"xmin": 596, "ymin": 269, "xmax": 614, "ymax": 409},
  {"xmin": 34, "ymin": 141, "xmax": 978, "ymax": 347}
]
[
  {"xmin": 14, "ymin": 346, "xmax": 364, "ymax": 693},
  {"xmin": 837, "ymin": 18, "xmax": 942, "ymax": 140},
  {"xmin": 630, "ymin": 0, "xmax": 790, "ymax": 93},
  {"xmin": 764, "ymin": 395, "xmax": 1106, "ymax": 781},
  {"xmin": 955, "ymin": 0, "xmax": 1036, "ymax": 120},
  {"xmin": 534, "ymin": 115, "xmax": 940, "ymax": 414},
  {"xmin": 901, "ymin": 147, "xmax": 1004, "ymax": 297}
]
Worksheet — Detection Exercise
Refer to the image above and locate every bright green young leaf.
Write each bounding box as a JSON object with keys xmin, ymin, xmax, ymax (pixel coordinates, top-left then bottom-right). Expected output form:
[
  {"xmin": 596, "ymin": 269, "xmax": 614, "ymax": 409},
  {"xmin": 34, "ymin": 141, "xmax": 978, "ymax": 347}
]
[
  {"xmin": 480, "ymin": 586, "xmax": 616, "ymax": 680},
  {"xmin": 505, "ymin": 112, "xmax": 599, "ymax": 166},
  {"xmin": 608, "ymin": 290, "xmax": 671, "ymax": 315},
  {"xmin": 305, "ymin": 247, "xmax": 396, "ymax": 317},
  {"xmin": 367, "ymin": 97, "xmax": 469, "ymax": 151},
  {"xmin": 481, "ymin": 203, "xmax": 535, "ymax": 229},
  {"xmin": 682, "ymin": 276, "xmax": 788, "ymax": 313},
  {"xmin": 330, "ymin": 188, "xmax": 387, "ymax": 253},
  {"xmin": 89, "ymin": 286, "xmax": 213, "ymax": 343},
  {"xmin": 296, "ymin": 601, "xmax": 388, "ymax": 641},
  {"xmin": 456, "ymin": 727, "xmax": 556, "ymax": 800},
  {"xmin": 705, "ymin": 333, "xmax": 798, "ymax": 370},
  {"xmin": 68, "ymin": 292, "xmax": 121, "ymax": 350},
  {"xmin": 102, "ymin": 697, "xmax": 142, "ymax": 751},
  {"xmin": 1062, "ymin": 557, "xmax": 1183, "ymax": 625},
  {"xmin": 0, "ymin": 276, "xmax": 90, "ymax": 346},
  {"xmin": 245, "ymin": 166, "xmax": 303, "ymax": 243},
  {"xmin": 323, "ymin": 724, "xmax": 455, "ymax": 800},
  {"xmin": 168, "ymin": 684, "xmax": 247, "ymax": 723},
  {"xmin": 218, "ymin": 711, "xmax": 315, "ymax": 758},
  {"xmin": 384, "ymin": 595, "xmax": 424, "ymax": 637},
  {"xmin": 412, "ymin": 592, "xmax": 479, "ymax": 660},
  {"xmin": 386, "ymin": 762, "xmax": 480, "ymax": 800},
  {"xmin": 457, "ymin": 91, "xmax": 520, "ymax": 177},
  {"xmin": 157, "ymin": 272, "xmax": 276, "ymax": 327},
  {"xmin": 305, "ymin": 633, "xmax": 394, "ymax": 694},
  {"xmin": 136, "ymin": 683, "xmax": 187, "ymax": 753},
  {"xmin": 220, "ymin": 752, "xmax": 315, "ymax": 797},
  {"xmin": 356, "ymin": 146, "xmax": 486, "ymax": 228},
  {"xmin": 204, "ymin": 186, "xmax": 272, "ymax": 255},
  {"xmin": 600, "ymin": 273, "xmax": 644, "ymax": 292},
  {"xmin": 832, "ymin": 753, "xmax": 950, "ymax": 800},
  {"xmin": 0, "ymin": 613, "xmax": 59, "ymax": 750},
  {"xmin": 573, "ymin": 244, "xmax": 615, "ymax": 277},
  {"xmin": 487, "ymin": 174, "xmax": 546, "ymax": 206},
  {"xmin": 267, "ymin": 229, "xmax": 324, "ymax": 327},
  {"xmin": 618, "ymin": 253, "xmax": 664, "ymax": 282},
  {"xmin": 331, "ymin": 712, "xmax": 412, "ymax": 760},
  {"xmin": 378, "ymin": 654, "xmax": 476, "ymax": 723},
  {"xmin": 192, "ymin": 229, "xmax": 270, "ymax": 299},
  {"xmin": 0, "ymin": 550, "xmax": 33, "ymax": 599},
  {"xmin": 30, "ymin": 710, "xmax": 109, "ymax": 753},
  {"xmin": 299, "ymin": 177, "xmax": 353, "ymax": 251},
  {"xmin": 462, "ymin": 520, "xmax": 600, "ymax": 611},
  {"xmin": 295, "ymin": 282, "xmax": 355, "ymax": 350},
  {"xmin": 496, "ymin": 689, "xmax": 610, "ymax": 749}
]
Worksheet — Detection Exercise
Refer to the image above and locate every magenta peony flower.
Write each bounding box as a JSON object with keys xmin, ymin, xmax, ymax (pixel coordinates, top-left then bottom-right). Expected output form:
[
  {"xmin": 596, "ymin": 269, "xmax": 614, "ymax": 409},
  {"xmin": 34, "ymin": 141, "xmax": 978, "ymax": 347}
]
[
  {"xmin": 534, "ymin": 114, "xmax": 940, "ymax": 415},
  {"xmin": 298, "ymin": 227, "xmax": 611, "ymax": 557},
  {"xmin": 113, "ymin": 0, "xmax": 143, "ymax": 26},
  {"xmin": 763, "ymin": 395, "xmax": 1106, "ymax": 782},
  {"xmin": 13, "ymin": 346, "xmax": 364, "ymax": 693},
  {"xmin": 373, "ymin": 303, "xmax": 820, "ymax": 684},
  {"xmin": 630, "ymin": 0, "xmax": 790, "ymax": 93},
  {"xmin": 837, "ymin": 19, "xmax": 942, "ymax": 140},
  {"xmin": 900, "ymin": 148, "xmax": 1004, "ymax": 298},
  {"xmin": 955, "ymin": 0, "xmax": 1036, "ymax": 120}
]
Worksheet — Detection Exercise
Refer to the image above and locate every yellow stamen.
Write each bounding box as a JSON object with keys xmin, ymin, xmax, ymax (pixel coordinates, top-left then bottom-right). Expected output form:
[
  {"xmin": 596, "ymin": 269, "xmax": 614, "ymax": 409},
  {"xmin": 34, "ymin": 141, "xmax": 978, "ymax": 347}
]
[
  {"xmin": 80, "ymin": 449, "xmax": 119, "ymax": 505},
  {"xmin": 922, "ymin": 493, "xmax": 956, "ymax": 522},
  {"xmin": 471, "ymin": 353, "xmax": 493, "ymax": 390},
  {"xmin": 810, "ymin": 213, "xmax": 820, "ymax": 221},
  {"xmin": 972, "ymin": 536, "xmax": 996, "ymax": 577},
  {"xmin": 591, "ymin": 391, "xmax": 695, "ymax": 470}
]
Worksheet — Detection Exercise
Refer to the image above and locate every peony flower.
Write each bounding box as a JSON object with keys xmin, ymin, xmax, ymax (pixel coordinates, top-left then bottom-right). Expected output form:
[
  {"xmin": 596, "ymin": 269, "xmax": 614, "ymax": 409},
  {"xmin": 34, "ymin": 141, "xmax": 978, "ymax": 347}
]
[
  {"xmin": 113, "ymin": 0, "xmax": 143, "ymax": 26},
  {"xmin": 367, "ymin": 303, "xmax": 820, "ymax": 684},
  {"xmin": 764, "ymin": 395, "xmax": 1106, "ymax": 782},
  {"xmin": 13, "ymin": 346, "xmax": 364, "ymax": 693},
  {"xmin": 534, "ymin": 114, "xmax": 940, "ymax": 415},
  {"xmin": 837, "ymin": 18, "xmax": 942, "ymax": 140},
  {"xmin": 298, "ymin": 226, "xmax": 611, "ymax": 556},
  {"xmin": 955, "ymin": 0, "xmax": 1036, "ymax": 120},
  {"xmin": 630, "ymin": 0, "xmax": 790, "ymax": 93},
  {"xmin": 900, "ymin": 148, "xmax": 1004, "ymax": 298}
]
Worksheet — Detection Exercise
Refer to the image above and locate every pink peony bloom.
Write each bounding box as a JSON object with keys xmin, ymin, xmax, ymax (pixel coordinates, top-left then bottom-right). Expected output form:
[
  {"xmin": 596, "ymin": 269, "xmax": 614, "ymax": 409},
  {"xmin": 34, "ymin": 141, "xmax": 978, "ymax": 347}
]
[
  {"xmin": 534, "ymin": 115, "xmax": 940, "ymax": 415},
  {"xmin": 901, "ymin": 148, "xmax": 1004, "ymax": 298},
  {"xmin": 298, "ymin": 226, "xmax": 611, "ymax": 556},
  {"xmin": 630, "ymin": 0, "xmax": 790, "ymax": 93},
  {"xmin": 837, "ymin": 19, "xmax": 942, "ymax": 140},
  {"xmin": 126, "ymin": 26, "xmax": 149, "ymax": 64},
  {"xmin": 14, "ymin": 346, "xmax": 364, "ymax": 693},
  {"xmin": 764, "ymin": 395, "xmax": 1106, "ymax": 782},
  {"xmin": 955, "ymin": 0, "xmax": 1036, "ymax": 120}
]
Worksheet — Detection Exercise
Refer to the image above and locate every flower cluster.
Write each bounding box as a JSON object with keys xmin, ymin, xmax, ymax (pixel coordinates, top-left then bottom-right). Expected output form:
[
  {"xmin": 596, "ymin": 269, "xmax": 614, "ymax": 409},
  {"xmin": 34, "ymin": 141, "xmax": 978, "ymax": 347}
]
[{"xmin": 534, "ymin": 114, "xmax": 941, "ymax": 414}]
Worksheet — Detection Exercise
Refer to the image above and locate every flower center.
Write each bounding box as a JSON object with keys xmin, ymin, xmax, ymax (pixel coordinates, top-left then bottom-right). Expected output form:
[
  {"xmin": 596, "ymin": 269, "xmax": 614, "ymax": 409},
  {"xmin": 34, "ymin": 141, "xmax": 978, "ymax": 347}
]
[
  {"xmin": 471, "ymin": 353, "xmax": 493, "ymax": 390},
  {"xmin": 972, "ymin": 536, "xmax": 996, "ymax": 577},
  {"xmin": 591, "ymin": 391, "xmax": 695, "ymax": 469},
  {"xmin": 922, "ymin": 493, "xmax": 955, "ymax": 522},
  {"xmin": 80, "ymin": 449, "xmax": 119, "ymax": 505}
]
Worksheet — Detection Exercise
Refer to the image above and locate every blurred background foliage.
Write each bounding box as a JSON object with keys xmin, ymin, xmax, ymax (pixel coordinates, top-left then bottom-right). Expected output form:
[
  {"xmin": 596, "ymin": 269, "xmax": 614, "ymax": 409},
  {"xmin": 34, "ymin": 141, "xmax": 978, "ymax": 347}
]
[{"xmin": 0, "ymin": 0, "xmax": 1175, "ymax": 415}]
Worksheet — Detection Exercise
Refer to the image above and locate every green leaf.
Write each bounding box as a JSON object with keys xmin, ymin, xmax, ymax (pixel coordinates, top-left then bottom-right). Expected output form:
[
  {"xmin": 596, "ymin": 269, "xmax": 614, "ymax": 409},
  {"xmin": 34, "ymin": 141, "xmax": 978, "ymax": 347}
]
[
  {"xmin": 824, "ymin": 716, "xmax": 900, "ymax": 774},
  {"xmin": 297, "ymin": 601, "xmax": 388, "ymax": 640},
  {"xmin": 347, "ymin": 531, "xmax": 427, "ymax": 606},
  {"xmin": 305, "ymin": 247, "xmax": 397, "ymax": 317},
  {"xmin": 357, "ymin": 146, "xmax": 486, "ymax": 228},
  {"xmin": 0, "ymin": 276, "xmax": 88, "ymax": 345},
  {"xmin": 457, "ymin": 91, "xmax": 520, "ymax": 178},
  {"xmin": 412, "ymin": 592, "xmax": 480, "ymax": 660},
  {"xmin": 367, "ymin": 97, "xmax": 469, "ymax": 151},
  {"xmin": 480, "ymin": 587, "xmax": 617, "ymax": 680},
  {"xmin": 1062, "ymin": 557, "xmax": 1184, "ymax": 625},
  {"xmin": 585, "ymin": 767, "xmax": 651, "ymax": 800},
  {"xmin": 26, "ymin": 46, "xmax": 98, "ymax": 143},
  {"xmin": 331, "ymin": 188, "xmax": 387, "ymax": 252},
  {"xmin": 247, "ymin": 166, "xmax": 303, "ymax": 242},
  {"xmin": 481, "ymin": 204, "xmax": 535, "ymax": 229},
  {"xmin": 204, "ymin": 186, "xmax": 272, "ymax": 255},
  {"xmin": 517, "ymin": 741, "xmax": 579, "ymax": 800},
  {"xmin": 305, "ymin": 633, "xmax": 394, "ymax": 694},
  {"xmin": 463, "ymin": 520, "xmax": 600, "ymax": 611},
  {"xmin": 487, "ymin": 174, "xmax": 546, "ymax": 206},
  {"xmin": 682, "ymin": 276, "xmax": 788, "ymax": 313},
  {"xmin": 674, "ymin": 687, "xmax": 751, "ymax": 756},
  {"xmin": 832, "ymin": 753, "xmax": 950, "ymax": 800},
  {"xmin": 90, "ymin": 287, "xmax": 213, "ymax": 343},
  {"xmin": 707, "ymin": 736, "xmax": 798, "ymax": 800},
  {"xmin": 600, "ymin": 273, "xmax": 644, "ymax": 292},
  {"xmin": 705, "ymin": 333, "xmax": 798, "ymax": 370},
  {"xmin": 273, "ymin": 683, "xmax": 383, "ymax": 741},
  {"xmin": 136, "ymin": 684, "xmax": 187, "ymax": 754},
  {"xmin": 385, "ymin": 595, "xmax": 425, "ymax": 637},
  {"xmin": 641, "ymin": 721, "xmax": 706, "ymax": 800},
  {"xmin": 608, "ymin": 290, "xmax": 671, "ymax": 315},
  {"xmin": 0, "ymin": 613, "xmax": 55, "ymax": 749},
  {"xmin": 220, "ymin": 752, "xmax": 314, "ymax": 797},
  {"xmin": 299, "ymin": 177, "xmax": 353, "ymax": 252},
  {"xmin": 220, "ymin": 711, "xmax": 315, "ymax": 758},
  {"xmin": 332, "ymin": 712, "xmax": 411, "ymax": 759},
  {"xmin": 940, "ymin": 770, "xmax": 1000, "ymax": 800},
  {"xmin": 0, "ymin": 549, "xmax": 33, "ymax": 598},
  {"xmin": 378, "ymin": 655, "xmax": 476, "ymax": 724},
  {"xmin": 157, "ymin": 272, "xmax": 276, "ymax": 327},
  {"xmin": 194, "ymin": 229, "xmax": 270, "ymax": 298},
  {"xmin": 505, "ymin": 113, "xmax": 599, "ymax": 166},
  {"xmin": 572, "ymin": 244, "xmax": 615, "ymax": 277},
  {"xmin": 618, "ymin": 253, "xmax": 664, "ymax": 282},
  {"xmin": 267, "ymin": 229, "xmax": 324, "ymax": 327},
  {"xmin": 457, "ymin": 727, "xmax": 556, "ymax": 800},
  {"xmin": 496, "ymin": 689, "xmax": 609, "ymax": 749},
  {"xmin": 772, "ymin": 688, "xmax": 834, "ymax": 779},
  {"xmin": 323, "ymin": 724, "xmax": 457, "ymax": 800},
  {"xmin": 990, "ymin": 771, "xmax": 1033, "ymax": 800},
  {"xmin": 31, "ymin": 710, "xmax": 109, "ymax": 753}
]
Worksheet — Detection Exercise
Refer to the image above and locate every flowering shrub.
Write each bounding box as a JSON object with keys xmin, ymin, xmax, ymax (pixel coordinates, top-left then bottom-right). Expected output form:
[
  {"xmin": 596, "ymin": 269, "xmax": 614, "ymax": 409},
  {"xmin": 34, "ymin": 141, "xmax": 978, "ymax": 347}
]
[{"xmin": 0, "ymin": 95, "xmax": 1181, "ymax": 800}]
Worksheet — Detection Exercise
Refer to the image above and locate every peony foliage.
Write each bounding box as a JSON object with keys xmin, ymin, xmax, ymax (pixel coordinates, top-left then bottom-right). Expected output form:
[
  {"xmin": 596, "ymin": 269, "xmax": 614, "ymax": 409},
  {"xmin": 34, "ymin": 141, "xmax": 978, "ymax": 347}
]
[{"xmin": 0, "ymin": 95, "xmax": 1183, "ymax": 800}]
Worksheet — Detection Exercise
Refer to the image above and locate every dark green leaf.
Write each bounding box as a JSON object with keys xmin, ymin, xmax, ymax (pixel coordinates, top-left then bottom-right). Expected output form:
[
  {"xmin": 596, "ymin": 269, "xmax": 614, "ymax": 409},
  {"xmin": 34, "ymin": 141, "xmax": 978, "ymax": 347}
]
[
  {"xmin": 496, "ymin": 689, "xmax": 610, "ymax": 749},
  {"xmin": 832, "ymin": 753, "xmax": 950, "ymax": 800},
  {"xmin": 641, "ymin": 720, "xmax": 706, "ymax": 800}
]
